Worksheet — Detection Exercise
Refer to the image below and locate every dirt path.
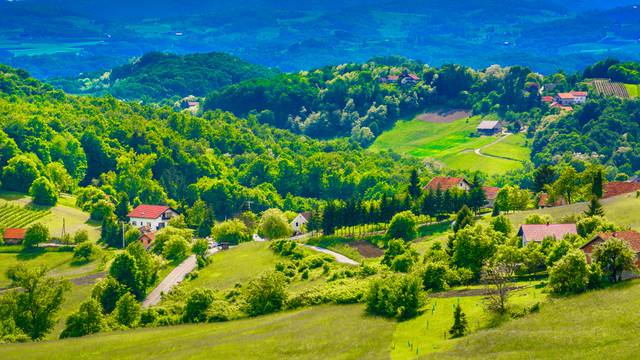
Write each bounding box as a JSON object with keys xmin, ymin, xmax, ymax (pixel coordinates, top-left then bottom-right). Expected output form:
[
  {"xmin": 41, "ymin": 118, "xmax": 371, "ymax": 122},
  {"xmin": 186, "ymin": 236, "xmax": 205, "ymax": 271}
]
[
  {"xmin": 143, "ymin": 248, "xmax": 219, "ymax": 308},
  {"xmin": 473, "ymin": 133, "xmax": 512, "ymax": 158},
  {"xmin": 302, "ymin": 245, "xmax": 360, "ymax": 266}
]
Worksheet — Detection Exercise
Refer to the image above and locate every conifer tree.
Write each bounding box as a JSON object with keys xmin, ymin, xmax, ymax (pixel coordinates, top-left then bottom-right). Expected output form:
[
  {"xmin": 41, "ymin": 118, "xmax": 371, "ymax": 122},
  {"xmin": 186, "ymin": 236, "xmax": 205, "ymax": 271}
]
[
  {"xmin": 585, "ymin": 197, "xmax": 605, "ymax": 217},
  {"xmin": 449, "ymin": 304, "xmax": 468, "ymax": 338},
  {"xmin": 408, "ymin": 169, "xmax": 421, "ymax": 200}
]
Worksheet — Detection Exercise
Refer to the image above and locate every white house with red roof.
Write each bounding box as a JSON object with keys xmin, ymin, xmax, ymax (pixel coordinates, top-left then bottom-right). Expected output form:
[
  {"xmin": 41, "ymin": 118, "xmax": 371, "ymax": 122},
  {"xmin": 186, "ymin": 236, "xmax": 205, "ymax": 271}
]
[
  {"xmin": 424, "ymin": 176, "xmax": 471, "ymax": 192},
  {"xmin": 517, "ymin": 223, "xmax": 577, "ymax": 246},
  {"xmin": 555, "ymin": 91, "xmax": 588, "ymax": 106},
  {"xmin": 128, "ymin": 205, "xmax": 179, "ymax": 231}
]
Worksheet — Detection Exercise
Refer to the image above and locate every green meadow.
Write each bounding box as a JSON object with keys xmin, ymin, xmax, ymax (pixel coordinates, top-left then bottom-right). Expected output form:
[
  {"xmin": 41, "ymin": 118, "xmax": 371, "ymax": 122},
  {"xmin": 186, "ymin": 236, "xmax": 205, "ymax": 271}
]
[
  {"xmin": 370, "ymin": 115, "xmax": 529, "ymax": 175},
  {"xmin": 506, "ymin": 193, "xmax": 640, "ymax": 230},
  {"xmin": 624, "ymin": 83, "xmax": 639, "ymax": 98}
]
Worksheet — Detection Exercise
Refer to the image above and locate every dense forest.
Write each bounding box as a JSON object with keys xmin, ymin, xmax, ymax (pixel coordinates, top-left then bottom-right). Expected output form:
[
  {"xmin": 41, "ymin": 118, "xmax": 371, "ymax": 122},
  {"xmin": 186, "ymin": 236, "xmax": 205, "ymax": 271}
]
[
  {"xmin": 51, "ymin": 52, "xmax": 277, "ymax": 103},
  {"xmin": 0, "ymin": 64, "xmax": 419, "ymax": 220}
]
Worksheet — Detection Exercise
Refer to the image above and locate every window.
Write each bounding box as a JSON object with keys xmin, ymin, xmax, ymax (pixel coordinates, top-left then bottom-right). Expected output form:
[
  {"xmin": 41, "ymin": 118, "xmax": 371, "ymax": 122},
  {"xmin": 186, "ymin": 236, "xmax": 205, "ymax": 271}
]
[{"xmin": 132, "ymin": 221, "xmax": 137, "ymax": 226}]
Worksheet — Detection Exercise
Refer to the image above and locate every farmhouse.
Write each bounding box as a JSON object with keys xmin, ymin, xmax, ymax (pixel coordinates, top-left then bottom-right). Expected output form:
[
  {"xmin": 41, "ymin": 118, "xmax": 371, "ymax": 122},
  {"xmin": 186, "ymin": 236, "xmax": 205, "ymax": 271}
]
[
  {"xmin": 555, "ymin": 91, "xmax": 588, "ymax": 106},
  {"xmin": 3, "ymin": 228, "xmax": 26, "ymax": 245},
  {"xmin": 482, "ymin": 186, "xmax": 500, "ymax": 207},
  {"xmin": 517, "ymin": 223, "xmax": 577, "ymax": 246},
  {"xmin": 138, "ymin": 230, "xmax": 156, "ymax": 250},
  {"xmin": 128, "ymin": 205, "xmax": 179, "ymax": 231},
  {"xmin": 476, "ymin": 120, "xmax": 502, "ymax": 135},
  {"xmin": 581, "ymin": 230, "xmax": 640, "ymax": 270},
  {"xmin": 378, "ymin": 71, "xmax": 420, "ymax": 85},
  {"xmin": 424, "ymin": 176, "xmax": 471, "ymax": 192},
  {"xmin": 291, "ymin": 212, "xmax": 311, "ymax": 235},
  {"xmin": 603, "ymin": 181, "xmax": 640, "ymax": 198}
]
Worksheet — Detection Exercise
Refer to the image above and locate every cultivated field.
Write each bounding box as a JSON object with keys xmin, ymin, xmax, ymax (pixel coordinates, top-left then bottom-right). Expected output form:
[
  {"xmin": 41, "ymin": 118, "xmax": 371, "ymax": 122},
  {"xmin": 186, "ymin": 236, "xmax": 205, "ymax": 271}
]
[
  {"xmin": 591, "ymin": 79, "xmax": 630, "ymax": 98},
  {"xmin": 370, "ymin": 114, "xmax": 528, "ymax": 175},
  {"xmin": 0, "ymin": 202, "xmax": 49, "ymax": 229}
]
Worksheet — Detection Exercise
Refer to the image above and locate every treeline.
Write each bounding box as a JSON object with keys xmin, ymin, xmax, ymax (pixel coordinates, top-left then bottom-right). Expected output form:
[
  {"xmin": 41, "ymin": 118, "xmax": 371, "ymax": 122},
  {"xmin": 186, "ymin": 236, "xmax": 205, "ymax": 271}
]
[
  {"xmin": 50, "ymin": 52, "xmax": 278, "ymax": 103},
  {"xmin": 204, "ymin": 58, "xmax": 545, "ymax": 142},
  {"xmin": 583, "ymin": 58, "xmax": 640, "ymax": 84},
  {"xmin": 0, "ymin": 64, "xmax": 418, "ymax": 221}
]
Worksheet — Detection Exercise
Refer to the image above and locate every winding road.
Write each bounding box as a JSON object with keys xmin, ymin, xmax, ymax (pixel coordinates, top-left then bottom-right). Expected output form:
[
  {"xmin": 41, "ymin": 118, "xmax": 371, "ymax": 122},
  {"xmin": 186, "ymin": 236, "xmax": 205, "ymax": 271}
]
[{"xmin": 302, "ymin": 244, "xmax": 360, "ymax": 266}]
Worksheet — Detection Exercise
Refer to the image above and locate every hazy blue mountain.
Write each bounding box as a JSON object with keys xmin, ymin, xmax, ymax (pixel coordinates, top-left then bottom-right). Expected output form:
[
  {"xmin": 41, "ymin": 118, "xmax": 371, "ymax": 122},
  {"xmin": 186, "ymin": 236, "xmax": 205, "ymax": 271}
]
[{"xmin": 2, "ymin": 0, "xmax": 639, "ymax": 77}]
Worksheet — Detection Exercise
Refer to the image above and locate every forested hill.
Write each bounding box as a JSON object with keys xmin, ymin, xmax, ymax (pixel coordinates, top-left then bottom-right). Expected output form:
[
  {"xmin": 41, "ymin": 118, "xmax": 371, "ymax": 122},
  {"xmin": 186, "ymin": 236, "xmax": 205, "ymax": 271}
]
[
  {"xmin": 50, "ymin": 52, "xmax": 278, "ymax": 103},
  {"xmin": 0, "ymin": 63, "xmax": 417, "ymax": 219}
]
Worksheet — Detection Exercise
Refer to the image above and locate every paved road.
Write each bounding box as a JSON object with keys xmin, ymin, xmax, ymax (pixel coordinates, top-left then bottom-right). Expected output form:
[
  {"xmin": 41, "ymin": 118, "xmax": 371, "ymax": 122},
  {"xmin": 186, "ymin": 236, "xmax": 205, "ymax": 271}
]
[
  {"xmin": 142, "ymin": 248, "xmax": 219, "ymax": 308},
  {"xmin": 302, "ymin": 245, "xmax": 360, "ymax": 266}
]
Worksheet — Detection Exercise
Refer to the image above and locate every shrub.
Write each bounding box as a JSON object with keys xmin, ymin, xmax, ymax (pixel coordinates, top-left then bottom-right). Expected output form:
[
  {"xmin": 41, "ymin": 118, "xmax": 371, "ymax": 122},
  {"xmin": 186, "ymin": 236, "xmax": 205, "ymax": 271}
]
[
  {"xmin": 192, "ymin": 238, "xmax": 209, "ymax": 257},
  {"xmin": 287, "ymin": 279, "xmax": 367, "ymax": 309},
  {"xmin": 386, "ymin": 211, "xmax": 418, "ymax": 241},
  {"xmin": 366, "ymin": 274, "xmax": 422, "ymax": 319},
  {"xmin": 382, "ymin": 239, "xmax": 418, "ymax": 272},
  {"xmin": 421, "ymin": 262, "xmax": 449, "ymax": 292},
  {"xmin": 73, "ymin": 242, "xmax": 98, "ymax": 263},
  {"xmin": 211, "ymin": 219, "xmax": 250, "ymax": 245},
  {"xmin": 92, "ymin": 276, "xmax": 129, "ymax": 314},
  {"xmin": 258, "ymin": 208, "xmax": 292, "ymax": 240},
  {"xmin": 114, "ymin": 293, "xmax": 141, "ymax": 327},
  {"xmin": 23, "ymin": 223, "xmax": 49, "ymax": 248},
  {"xmin": 244, "ymin": 272, "xmax": 287, "ymax": 316},
  {"xmin": 525, "ymin": 214, "xmax": 552, "ymax": 225},
  {"xmin": 60, "ymin": 299, "xmax": 106, "ymax": 339},
  {"xmin": 29, "ymin": 177, "xmax": 58, "ymax": 206},
  {"xmin": 207, "ymin": 300, "xmax": 236, "ymax": 322},
  {"xmin": 163, "ymin": 235, "xmax": 191, "ymax": 261},
  {"xmin": 73, "ymin": 230, "xmax": 89, "ymax": 244},
  {"xmin": 548, "ymin": 250, "xmax": 589, "ymax": 295},
  {"xmin": 490, "ymin": 215, "xmax": 513, "ymax": 236},
  {"xmin": 124, "ymin": 228, "xmax": 141, "ymax": 247},
  {"xmin": 184, "ymin": 288, "xmax": 215, "ymax": 323}
]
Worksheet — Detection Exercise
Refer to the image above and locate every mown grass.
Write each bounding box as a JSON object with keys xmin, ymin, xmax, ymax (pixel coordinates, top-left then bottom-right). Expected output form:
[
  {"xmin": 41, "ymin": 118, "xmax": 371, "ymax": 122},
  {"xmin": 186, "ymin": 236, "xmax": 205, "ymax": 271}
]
[
  {"xmin": 183, "ymin": 241, "xmax": 281, "ymax": 291},
  {"xmin": 481, "ymin": 133, "xmax": 531, "ymax": 162},
  {"xmin": 0, "ymin": 250, "xmax": 101, "ymax": 287},
  {"xmin": 434, "ymin": 280, "xmax": 640, "ymax": 359},
  {"xmin": 370, "ymin": 115, "xmax": 527, "ymax": 174},
  {"xmin": 624, "ymin": 83, "xmax": 639, "ymax": 98},
  {"xmin": 0, "ymin": 304, "xmax": 395, "ymax": 360},
  {"xmin": 507, "ymin": 193, "xmax": 640, "ymax": 230}
]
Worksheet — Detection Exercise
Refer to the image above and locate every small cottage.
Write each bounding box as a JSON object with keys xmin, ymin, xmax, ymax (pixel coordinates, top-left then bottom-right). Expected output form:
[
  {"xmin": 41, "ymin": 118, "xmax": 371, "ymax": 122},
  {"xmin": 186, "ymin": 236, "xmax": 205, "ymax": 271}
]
[
  {"xmin": 3, "ymin": 228, "xmax": 26, "ymax": 245},
  {"xmin": 128, "ymin": 205, "xmax": 179, "ymax": 231},
  {"xmin": 291, "ymin": 212, "xmax": 311, "ymax": 235},
  {"xmin": 424, "ymin": 177, "xmax": 471, "ymax": 192},
  {"xmin": 518, "ymin": 223, "xmax": 577, "ymax": 246}
]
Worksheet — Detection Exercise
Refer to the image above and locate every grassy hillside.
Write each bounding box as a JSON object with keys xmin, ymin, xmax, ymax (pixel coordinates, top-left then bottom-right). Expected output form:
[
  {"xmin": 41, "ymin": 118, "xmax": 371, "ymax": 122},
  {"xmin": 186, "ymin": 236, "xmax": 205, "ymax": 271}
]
[
  {"xmin": 0, "ymin": 251, "xmax": 101, "ymax": 288},
  {"xmin": 0, "ymin": 305, "xmax": 395, "ymax": 360},
  {"xmin": 370, "ymin": 115, "xmax": 528, "ymax": 174},
  {"xmin": 436, "ymin": 280, "xmax": 640, "ymax": 359},
  {"xmin": 182, "ymin": 241, "xmax": 281, "ymax": 291},
  {"xmin": 507, "ymin": 193, "xmax": 640, "ymax": 230},
  {"xmin": 625, "ymin": 83, "xmax": 639, "ymax": 98}
]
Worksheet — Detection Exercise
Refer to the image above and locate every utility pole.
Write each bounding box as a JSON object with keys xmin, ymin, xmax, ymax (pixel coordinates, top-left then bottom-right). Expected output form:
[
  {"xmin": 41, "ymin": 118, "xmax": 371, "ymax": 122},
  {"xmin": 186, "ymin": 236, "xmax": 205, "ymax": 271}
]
[{"xmin": 122, "ymin": 221, "xmax": 125, "ymax": 249}]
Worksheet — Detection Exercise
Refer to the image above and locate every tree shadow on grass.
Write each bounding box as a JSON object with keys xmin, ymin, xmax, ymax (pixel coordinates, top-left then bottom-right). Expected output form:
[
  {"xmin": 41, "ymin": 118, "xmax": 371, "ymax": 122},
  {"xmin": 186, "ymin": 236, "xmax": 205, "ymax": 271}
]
[{"xmin": 16, "ymin": 247, "xmax": 47, "ymax": 260}]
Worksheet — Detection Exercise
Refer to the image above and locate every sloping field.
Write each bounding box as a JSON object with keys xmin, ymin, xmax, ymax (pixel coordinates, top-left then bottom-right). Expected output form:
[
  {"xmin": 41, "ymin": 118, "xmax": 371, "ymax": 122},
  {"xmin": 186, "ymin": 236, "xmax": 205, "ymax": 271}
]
[
  {"xmin": 434, "ymin": 280, "xmax": 640, "ymax": 359},
  {"xmin": 0, "ymin": 305, "xmax": 395, "ymax": 360},
  {"xmin": 481, "ymin": 133, "xmax": 531, "ymax": 162},
  {"xmin": 591, "ymin": 79, "xmax": 630, "ymax": 98},
  {"xmin": 507, "ymin": 193, "xmax": 640, "ymax": 229}
]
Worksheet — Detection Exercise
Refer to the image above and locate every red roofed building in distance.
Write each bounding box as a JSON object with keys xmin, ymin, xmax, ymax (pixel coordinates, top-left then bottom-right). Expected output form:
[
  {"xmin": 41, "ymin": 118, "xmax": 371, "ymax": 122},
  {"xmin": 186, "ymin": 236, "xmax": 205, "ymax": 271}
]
[
  {"xmin": 518, "ymin": 223, "xmax": 577, "ymax": 246},
  {"xmin": 555, "ymin": 90, "xmax": 588, "ymax": 106},
  {"xmin": 603, "ymin": 181, "xmax": 640, "ymax": 198},
  {"xmin": 537, "ymin": 193, "xmax": 567, "ymax": 208},
  {"xmin": 541, "ymin": 96, "xmax": 554, "ymax": 103},
  {"xmin": 581, "ymin": 230, "xmax": 640, "ymax": 271},
  {"xmin": 3, "ymin": 228, "xmax": 26, "ymax": 245},
  {"xmin": 482, "ymin": 186, "xmax": 500, "ymax": 207},
  {"xmin": 424, "ymin": 177, "xmax": 471, "ymax": 192},
  {"xmin": 128, "ymin": 205, "xmax": 179, "ymax": 231}
]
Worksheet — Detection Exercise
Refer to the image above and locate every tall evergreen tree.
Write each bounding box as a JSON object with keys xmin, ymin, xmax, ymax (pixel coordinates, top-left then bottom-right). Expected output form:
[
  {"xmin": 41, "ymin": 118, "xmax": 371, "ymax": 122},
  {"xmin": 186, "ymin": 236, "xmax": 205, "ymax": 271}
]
[
  {"xmin": 592, "ymin": 169, "xmax": 604, "ymax": 199},
  {"xmin": 585, "ymin": 197, "xmax": 605, "ymax": 217},
  {"xmin": 408, "ymin": 169, "xmax": 421, "ymax": 200},
  {"xmin": 449, "ymin": 304, "xmax": 468, "ymax": 338}
]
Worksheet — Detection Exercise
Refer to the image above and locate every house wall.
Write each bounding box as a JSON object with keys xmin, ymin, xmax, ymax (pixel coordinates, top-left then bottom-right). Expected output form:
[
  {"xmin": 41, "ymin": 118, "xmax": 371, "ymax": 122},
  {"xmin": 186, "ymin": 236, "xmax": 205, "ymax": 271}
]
[{"xmin": 291, "ymin": 214, "xmax": 307, "ymax": 233}]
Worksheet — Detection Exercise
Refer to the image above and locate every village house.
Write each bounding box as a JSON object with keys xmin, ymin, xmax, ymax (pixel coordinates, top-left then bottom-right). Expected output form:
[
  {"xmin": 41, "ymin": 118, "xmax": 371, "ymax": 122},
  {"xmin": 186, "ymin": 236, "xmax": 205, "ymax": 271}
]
[
  {"xmin": 291, "ymin": 212, "xmax": 311, "ymax": 235},
  {"xmin": 424, "ymin": 176, "xmax": 471, "ymax": 192},
  {"xmin": 482, "ymin": 186, "xmax": 500, "ymax": 208},
  {"xmin": 3, "ymin": 228, "xmax": 26, "ymax": 245},
  {"xmin": 476, "ymin": 120, "xmax": 502, "ymax": 136},
  {"xmin": 517, "ymin": 223, "xmax": 577, "ymax": 246},
  {"xmin": 128, "ymin": 205, "xmax": 179, "ymax": 232},
  {"xmin": 378, "ymin": 71, "xmax": 420, "ymax": 86},
  {"xmin": 555, "ymin": 91, "xmax": 588, "ymax": 106},
  {"xmin": 581, "ymin": 230, "xmax": 640, "ymax": 279},
  {"xmin": 603, "ymin": 181, "xmax": 640, "ymax": 198},
  {"xmin": 139, "ymin": 230, "xmax": 155, "ymax": 250}
]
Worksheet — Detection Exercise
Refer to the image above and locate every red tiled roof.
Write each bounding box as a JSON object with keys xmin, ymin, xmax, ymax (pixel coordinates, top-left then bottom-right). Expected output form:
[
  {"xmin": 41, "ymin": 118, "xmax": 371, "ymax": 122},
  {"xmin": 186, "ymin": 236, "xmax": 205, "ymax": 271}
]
[
  {"xmin": 387, "ymin": 75, "xmax": 399, "ymax": 81},
  {"xmin": 537, "ymin": 193, "xmax": 566, "ymax": 207},
  {"xmin": 424, "ymin": 177, "xmax": 468, "ymax": 191},
  {"xmin": 556, "ymin": 93, "xmax": 575, "ymax": 99},
  {"xmin": 584, "ymin": 230, "xmax": 640, "ymax": 253},
  {"xmin": 128, "ymin": 205, "xmax": 171, "ymax": 219},
  {"xmin": 550, "ymin": 102, "xmax": 573, "ymax": 111},
  {"xmin": 518, "ymin": 224, "xmax": 577, "ymax": 243},
  {"xmin": 603, "ymin": 182, "xmax": 640, "ymax": 199},
  {"xmin": 406, "ymin": 73, "xmax": 420, "ymax": 80},
  {"xmin": 570, "ymin": 91, "xmax": 588, "ymax": 97},
  {"xmin": 483, "ymin": 186, "xmax": 500, "ymax": 200},
  {"xmin": 3, "ymin": 228, "xmax": 26, "ymax": 240},
  {"xmin": 542, "ymin": 96, "xmax": 554, "ymax": 103}
]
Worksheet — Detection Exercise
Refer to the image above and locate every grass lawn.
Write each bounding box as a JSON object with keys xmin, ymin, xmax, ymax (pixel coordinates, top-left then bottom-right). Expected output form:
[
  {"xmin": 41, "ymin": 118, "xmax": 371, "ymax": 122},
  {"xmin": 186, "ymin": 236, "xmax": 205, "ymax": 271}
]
[
  {"xmin": 0, "ymin": 250, "xmax": 101, "ymax": 287},
  {"xmin": 0, "ymin": 304, "xmax": 395, "ymax": 360},
  {"xmin": 370, "ymin": 115, "xmax": 527, "ymax": 174},
  {"xmin": 183, "ymin": 241, "xmax": 281, "ymax": 291},
  {"xmin": 624, "ymin": 83, "xmax": 639, "ymax": 98},
  {"xmin": 481, "ymin": 133, "xmax": 531, "ymax": 162},
  {"xmin": 507, "ymin": 193, "xmax": 640, "ymax": 230},
  {"xmin": 435, "ymin": 280, "xmax": 640, "ymax": 359},
  {"xmin": 47, "ymin": 283, "xmax": 94, "ymax": 340},
  {"xmin": 0, "ymin": 191, "xmax": 100, "ymax": 241}
]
